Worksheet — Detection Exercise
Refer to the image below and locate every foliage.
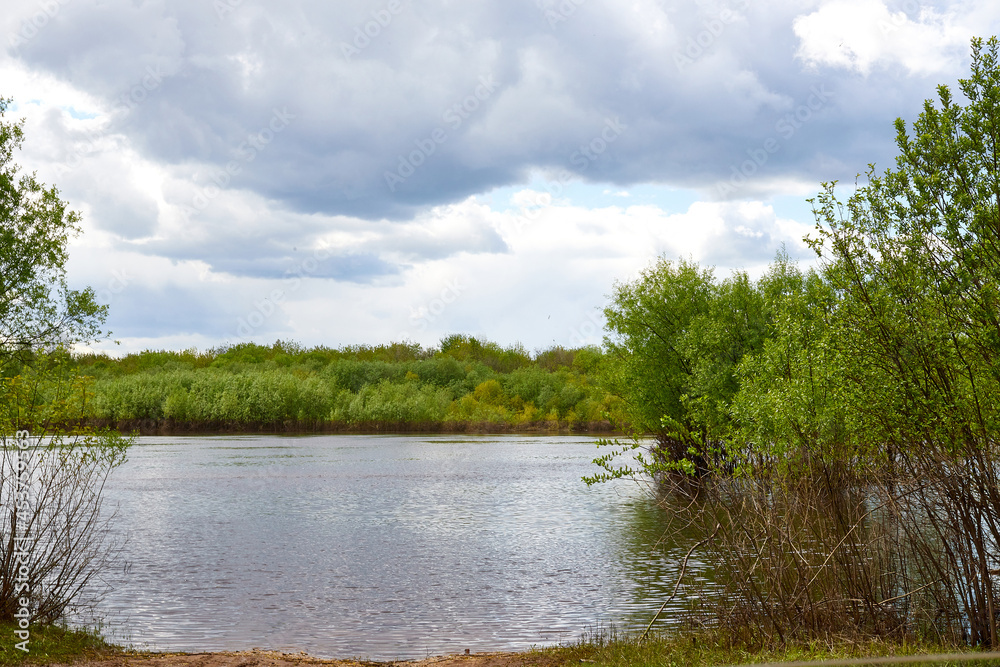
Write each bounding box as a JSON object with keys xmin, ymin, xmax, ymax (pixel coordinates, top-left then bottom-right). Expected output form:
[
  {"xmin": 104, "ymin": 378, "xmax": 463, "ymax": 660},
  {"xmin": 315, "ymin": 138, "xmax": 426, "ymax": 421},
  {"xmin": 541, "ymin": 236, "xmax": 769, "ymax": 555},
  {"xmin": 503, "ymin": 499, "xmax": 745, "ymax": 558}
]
[
  {"xmin": 440, "ymin": 334, "xmax": 532, "ymax": 373},
  {"xmin": 0, "ymin": 351, "xmax": 132, "ymax": 629},
  {"xmin": 801, "ymin": 35, "xmax": 1000, "ymax": 645},
  {"xmin": 729, "ymin": 259, "xmax": 849, "ymax": 470},
  {"xmin": 0, "ymin": 96, "xmax": 132, "ymax": 637},
  {"xmin": 332, "ymin": 380, "xmax": 452, "ymax": 423},
  {"xmin": 63, "ymin": 338, "xmax": 615, "ymax": 430},
  {"xmin": 599, "ymin": 254, "xmax": 785, "ymax": 472},
  {"xmin": 602, "ymin": 258, "xmax": 714, "ymax": 437},
  {"xmin": 0, "ymin": 622, "xmax": 122, "ymax": 665},
  {"xmin": 540, "ymin": 627, "xmax": 968, "ymax": 667},
  {"xmin": 0, "ymin": 99, "xmax": 106, "ymax": 375},
  {"xmin": 591, "ymin": 36, "xmax": 1000, "ymax": 649}
]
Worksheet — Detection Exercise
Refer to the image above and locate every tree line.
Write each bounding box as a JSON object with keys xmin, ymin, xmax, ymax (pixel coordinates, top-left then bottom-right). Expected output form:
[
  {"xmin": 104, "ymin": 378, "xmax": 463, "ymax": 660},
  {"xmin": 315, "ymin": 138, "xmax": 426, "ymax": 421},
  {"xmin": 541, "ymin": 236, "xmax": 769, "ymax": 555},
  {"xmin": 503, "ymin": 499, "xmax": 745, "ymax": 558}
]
[{"xmin": 29, "ymin": 336, "xmax": 622, "ymax": 432}]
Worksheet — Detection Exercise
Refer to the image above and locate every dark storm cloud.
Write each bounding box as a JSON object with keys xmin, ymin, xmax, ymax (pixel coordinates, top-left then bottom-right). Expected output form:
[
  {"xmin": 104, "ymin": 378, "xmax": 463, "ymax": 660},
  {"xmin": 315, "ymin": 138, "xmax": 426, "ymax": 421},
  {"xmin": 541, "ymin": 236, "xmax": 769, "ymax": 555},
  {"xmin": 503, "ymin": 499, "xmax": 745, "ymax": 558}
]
[{"xmin": 9, "ymin": 0, "xmax": 971, "ymax": 225}]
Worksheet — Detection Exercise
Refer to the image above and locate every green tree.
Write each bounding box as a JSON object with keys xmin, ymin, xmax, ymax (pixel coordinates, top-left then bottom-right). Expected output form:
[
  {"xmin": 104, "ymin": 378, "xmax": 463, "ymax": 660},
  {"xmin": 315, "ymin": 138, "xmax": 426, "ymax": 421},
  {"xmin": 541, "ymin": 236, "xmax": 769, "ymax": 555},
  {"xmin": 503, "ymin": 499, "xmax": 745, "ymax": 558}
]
[
  {"xmin": 810, "ymin": 36, "xmax": 1000, "ymax": 459},
  {"xmin": 730, "ymin": 259, "xmax": 848, "ymax": 470},
  {"xmin": 439, "ymin": 334, "xmax": 531, "ymax": 373},
  {"xmin": 601, "ymin": 255, "xmax": 777, "ymax": 469},
  {"xmin": 808, "ymin": 36, "xmax": 1000, "ymax": 645},
  {"xmin": 0, "ymin": 99, "xmax": 107, "ymax": 374},
  {"xmin": 591, "ymin": 35, "xmax": 1000, "ymax": 649},
  {"xmin": 601, "ymin": 257, "xmax": 715, "ymax": 437},
  {"xmin": 0, "ymin": 96, "xmax": 131, "ymax": 629},
  {"xmin": 677, "ymin": 268, "xmax": 768, "ymax": 444}
]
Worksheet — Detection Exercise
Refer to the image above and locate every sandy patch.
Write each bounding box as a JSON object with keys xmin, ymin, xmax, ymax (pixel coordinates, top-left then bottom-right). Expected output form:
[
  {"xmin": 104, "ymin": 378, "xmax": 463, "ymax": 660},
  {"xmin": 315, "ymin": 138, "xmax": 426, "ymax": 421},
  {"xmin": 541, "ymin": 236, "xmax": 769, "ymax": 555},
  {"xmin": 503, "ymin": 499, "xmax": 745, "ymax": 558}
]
[{"xmin": 42, "ymin": 649, "xmax": 566, "ymax": 667}]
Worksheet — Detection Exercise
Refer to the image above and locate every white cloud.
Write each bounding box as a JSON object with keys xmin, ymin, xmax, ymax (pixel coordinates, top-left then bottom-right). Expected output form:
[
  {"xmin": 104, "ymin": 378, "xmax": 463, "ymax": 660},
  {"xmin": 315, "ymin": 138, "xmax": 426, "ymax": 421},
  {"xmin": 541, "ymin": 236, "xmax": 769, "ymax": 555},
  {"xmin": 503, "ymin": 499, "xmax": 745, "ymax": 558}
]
[
  {"xmin": 67, "ymin": 189, "xmax": 812, "ymax": 354},
  {"xmin": 793, "ymin": 0, "xmax": 972, "ymax": 76},
  {"xmin": 6, "ymin": 0, "xmax": 1000, "ymax": 352}
]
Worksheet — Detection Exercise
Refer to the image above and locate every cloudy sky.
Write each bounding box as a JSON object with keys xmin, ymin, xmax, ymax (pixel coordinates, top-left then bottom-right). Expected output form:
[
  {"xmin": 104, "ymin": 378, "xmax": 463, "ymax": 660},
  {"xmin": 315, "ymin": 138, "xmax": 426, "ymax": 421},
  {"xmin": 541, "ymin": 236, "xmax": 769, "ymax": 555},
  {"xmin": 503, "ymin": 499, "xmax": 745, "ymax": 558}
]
[{"xmin": 1, "ymin": 0, "xmax": 996, "ymax": 354}]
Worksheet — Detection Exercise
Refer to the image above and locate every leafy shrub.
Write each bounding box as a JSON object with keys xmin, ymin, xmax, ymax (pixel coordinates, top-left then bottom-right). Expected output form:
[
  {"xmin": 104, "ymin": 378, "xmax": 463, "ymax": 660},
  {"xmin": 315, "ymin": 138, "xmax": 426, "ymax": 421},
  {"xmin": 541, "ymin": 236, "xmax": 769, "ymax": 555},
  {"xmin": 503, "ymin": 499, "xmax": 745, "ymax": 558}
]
[
  {"xmin": 323, "ymin": 360, "xmax": 407, "ymax": 392},
  {"xmin": 331, "ymin": 381, "xmax": 451, "ymax": 423}
]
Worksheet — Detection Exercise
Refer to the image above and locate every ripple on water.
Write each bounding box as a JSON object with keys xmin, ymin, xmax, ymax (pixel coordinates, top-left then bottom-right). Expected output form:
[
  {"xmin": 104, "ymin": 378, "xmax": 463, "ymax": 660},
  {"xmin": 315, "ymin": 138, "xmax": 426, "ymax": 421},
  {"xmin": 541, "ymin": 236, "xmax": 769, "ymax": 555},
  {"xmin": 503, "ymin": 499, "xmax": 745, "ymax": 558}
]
[{"xmin": 80, "ymin": 434, "xmax": 708, "ymax": 660}]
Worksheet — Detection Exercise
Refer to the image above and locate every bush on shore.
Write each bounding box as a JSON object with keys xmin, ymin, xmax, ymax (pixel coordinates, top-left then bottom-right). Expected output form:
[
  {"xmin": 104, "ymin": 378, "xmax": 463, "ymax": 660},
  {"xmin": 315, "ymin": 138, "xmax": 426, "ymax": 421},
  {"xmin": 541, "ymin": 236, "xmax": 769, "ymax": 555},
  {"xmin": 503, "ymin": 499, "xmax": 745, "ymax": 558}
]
[{"xmin": 65, "ymin": 338, "xmax": 623, "ymax": 432}]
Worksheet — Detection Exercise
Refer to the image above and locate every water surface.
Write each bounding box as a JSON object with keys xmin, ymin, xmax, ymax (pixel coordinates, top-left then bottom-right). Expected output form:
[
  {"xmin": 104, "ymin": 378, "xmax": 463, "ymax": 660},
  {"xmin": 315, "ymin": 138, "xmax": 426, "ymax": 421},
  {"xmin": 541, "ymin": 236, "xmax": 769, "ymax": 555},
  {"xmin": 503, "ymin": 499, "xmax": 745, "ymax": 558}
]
[{"xmin": 90, "ymin": 434, "xmax": 692, "ymax": 659}]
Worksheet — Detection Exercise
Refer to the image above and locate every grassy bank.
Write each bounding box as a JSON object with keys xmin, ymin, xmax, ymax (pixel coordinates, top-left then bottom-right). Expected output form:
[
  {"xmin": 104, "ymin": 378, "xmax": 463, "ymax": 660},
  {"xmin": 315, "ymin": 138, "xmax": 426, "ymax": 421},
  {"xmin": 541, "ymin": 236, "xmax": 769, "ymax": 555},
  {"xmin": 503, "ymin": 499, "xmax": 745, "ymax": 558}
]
[
  {"xmin": 0, "ymin": 624, "xmax": 122, "ymax": 666},
  {"xmin": 4, "ymin": 628, "xmax": 988, "ymax": 667},
  {"xmin": 540, "ymin": 630, "xmax": 992, "ymax": 667}
]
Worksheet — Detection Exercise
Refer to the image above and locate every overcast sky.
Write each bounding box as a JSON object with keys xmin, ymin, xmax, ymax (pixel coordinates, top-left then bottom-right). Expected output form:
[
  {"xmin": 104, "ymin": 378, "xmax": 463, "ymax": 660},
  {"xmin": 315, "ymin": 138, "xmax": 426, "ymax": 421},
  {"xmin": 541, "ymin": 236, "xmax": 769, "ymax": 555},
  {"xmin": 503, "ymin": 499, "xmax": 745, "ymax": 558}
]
[{"xmin": 2, "ymin": 0, "xmax": 996, "ymax": 355}]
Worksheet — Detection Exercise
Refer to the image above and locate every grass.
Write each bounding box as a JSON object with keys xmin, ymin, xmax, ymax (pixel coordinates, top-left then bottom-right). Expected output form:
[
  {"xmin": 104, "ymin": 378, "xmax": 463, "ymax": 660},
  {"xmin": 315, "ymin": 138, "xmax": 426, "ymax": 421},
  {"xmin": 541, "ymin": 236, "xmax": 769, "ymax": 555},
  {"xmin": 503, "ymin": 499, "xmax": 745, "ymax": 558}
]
[
  {"xmin": 529, "ymin": 628, "xmax": 1000, "ymax": 667},
  {"xmin": 0, "ymin": 623, "xmax": 126, "ymax": 665},
  {"xmin": 0, "ymin": 623, "xmax": 994, "ymax": 667}
]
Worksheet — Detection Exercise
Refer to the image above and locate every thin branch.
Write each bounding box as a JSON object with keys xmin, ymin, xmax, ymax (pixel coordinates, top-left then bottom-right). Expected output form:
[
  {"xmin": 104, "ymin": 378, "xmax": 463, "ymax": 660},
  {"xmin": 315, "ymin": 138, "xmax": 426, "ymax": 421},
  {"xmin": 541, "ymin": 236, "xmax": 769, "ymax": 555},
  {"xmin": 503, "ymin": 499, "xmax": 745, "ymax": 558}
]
[{"xmin": 640, "ymin": 522, "xmax": 720, "ymax": 642}]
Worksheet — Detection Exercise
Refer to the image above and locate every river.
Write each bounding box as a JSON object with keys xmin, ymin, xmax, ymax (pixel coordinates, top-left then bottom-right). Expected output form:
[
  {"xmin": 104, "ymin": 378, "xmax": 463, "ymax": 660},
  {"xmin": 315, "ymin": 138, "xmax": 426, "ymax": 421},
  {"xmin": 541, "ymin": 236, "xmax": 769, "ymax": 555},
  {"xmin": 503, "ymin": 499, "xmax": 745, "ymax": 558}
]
[{"xmin": 84, "ymin": 434, "xmax": 696, "ymax": 660}]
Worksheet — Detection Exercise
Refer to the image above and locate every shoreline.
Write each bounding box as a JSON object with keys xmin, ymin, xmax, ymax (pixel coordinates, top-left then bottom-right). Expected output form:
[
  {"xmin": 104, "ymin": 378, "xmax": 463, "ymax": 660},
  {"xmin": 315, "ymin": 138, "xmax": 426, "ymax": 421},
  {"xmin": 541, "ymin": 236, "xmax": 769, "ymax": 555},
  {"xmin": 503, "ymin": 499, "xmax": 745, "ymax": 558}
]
[
  {"xmin": 41, "ymin": 648, "xmax": 557, "ymax": 667},
  {"xmin": 34, "ymin": 642, "xmax": 1000, "ymax": 667},
  {"xmin": 19, "ymin": 626, "xmax": 995, "ymax": 667},
  {"xmin": 74, "ymin": 418, "xmax": 626, "ymax": 437}
]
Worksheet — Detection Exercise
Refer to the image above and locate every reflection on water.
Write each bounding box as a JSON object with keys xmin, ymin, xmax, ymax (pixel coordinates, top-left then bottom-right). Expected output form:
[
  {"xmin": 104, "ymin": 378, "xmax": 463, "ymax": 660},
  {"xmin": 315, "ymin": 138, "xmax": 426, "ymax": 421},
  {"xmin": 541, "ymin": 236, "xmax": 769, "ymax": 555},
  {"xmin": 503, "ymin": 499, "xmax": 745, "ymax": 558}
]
[{"xmin": 86, "ymin": 434, "xmax": 701, "ymax": 660}]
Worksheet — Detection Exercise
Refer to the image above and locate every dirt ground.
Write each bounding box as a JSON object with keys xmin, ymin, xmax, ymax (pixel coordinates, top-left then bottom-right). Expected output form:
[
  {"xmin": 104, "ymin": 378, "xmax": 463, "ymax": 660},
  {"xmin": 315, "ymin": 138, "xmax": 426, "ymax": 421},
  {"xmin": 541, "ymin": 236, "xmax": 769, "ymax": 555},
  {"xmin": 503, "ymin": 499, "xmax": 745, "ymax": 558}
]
[{"xmin": 43, "ymin": 649, "xmax": 568, "ymax": 667}]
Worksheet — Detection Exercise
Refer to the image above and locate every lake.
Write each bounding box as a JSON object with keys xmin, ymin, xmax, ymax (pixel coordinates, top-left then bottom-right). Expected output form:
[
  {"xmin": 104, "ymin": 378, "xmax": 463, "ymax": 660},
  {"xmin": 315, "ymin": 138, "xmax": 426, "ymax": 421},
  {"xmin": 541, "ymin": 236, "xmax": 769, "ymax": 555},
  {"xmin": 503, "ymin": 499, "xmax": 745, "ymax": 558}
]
[{"xmin": 84, "ymin": 434, "xmax": 697, "ymax": 660}]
